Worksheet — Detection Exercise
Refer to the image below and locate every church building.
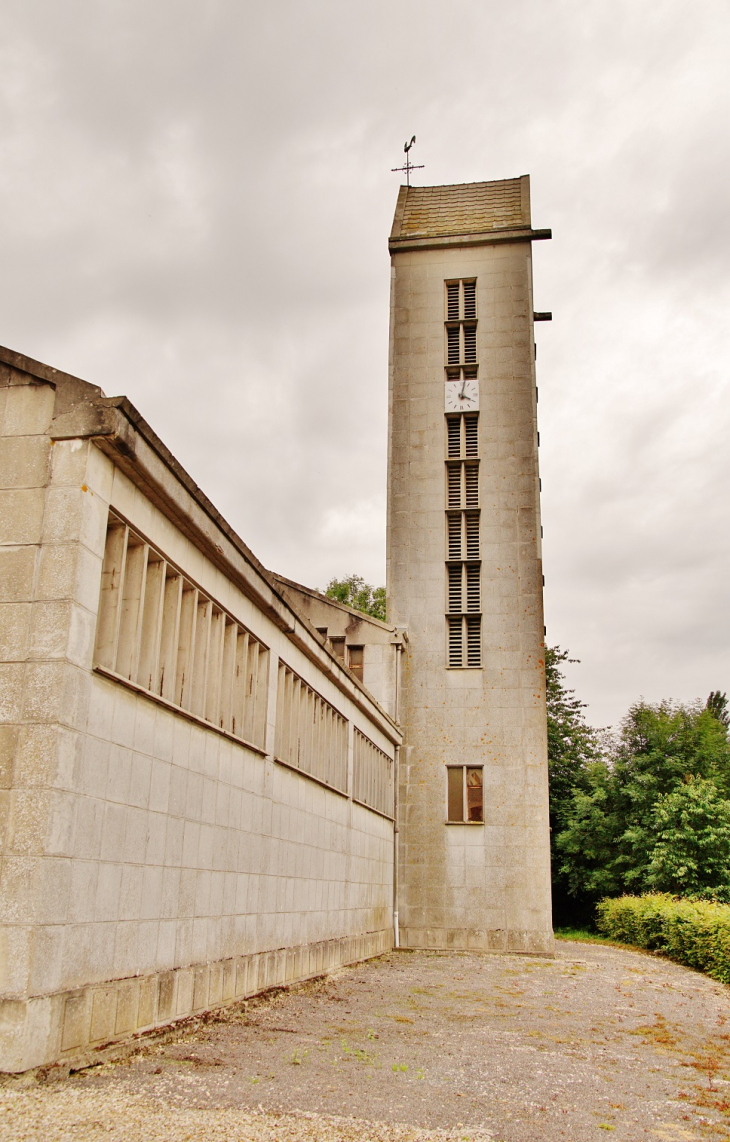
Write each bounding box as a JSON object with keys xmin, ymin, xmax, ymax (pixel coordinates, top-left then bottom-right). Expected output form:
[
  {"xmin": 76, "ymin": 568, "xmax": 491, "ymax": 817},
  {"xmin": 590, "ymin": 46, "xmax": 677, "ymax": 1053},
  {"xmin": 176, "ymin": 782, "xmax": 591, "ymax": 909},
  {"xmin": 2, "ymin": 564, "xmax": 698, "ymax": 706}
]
[{"xmin": 0, "ymin": 175, "xmax": 552, "ymax": 1073}]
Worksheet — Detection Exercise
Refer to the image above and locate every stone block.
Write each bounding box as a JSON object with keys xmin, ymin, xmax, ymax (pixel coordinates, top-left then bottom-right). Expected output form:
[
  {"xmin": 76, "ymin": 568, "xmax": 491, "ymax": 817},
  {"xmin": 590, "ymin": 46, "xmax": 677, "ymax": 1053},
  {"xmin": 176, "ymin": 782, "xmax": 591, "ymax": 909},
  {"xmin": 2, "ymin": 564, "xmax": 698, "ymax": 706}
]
[
  {"xmin": 61, "ymin": 993, "xmax": 89, "ymax": 1051},
  {"xmin": 3, "ymin": 384, "xmax": 54, "ymax": 436},
  {"xmin": 0, "ymin": 547, "xmax": 35, "ymax": 604},
  {"xmin": 157, "ymin": 971, "xmax": 176, "ymax": 1021},
  {"xmin": 176, "ymin": 968, "xmax": 194, "ymax": 1016},
  {"xmin": 85, "ymin": 444, "xmax": 114, "ymax": 502},
  {"xmin": 89, "ymin": 987, "xmax": 117, "ymax": 1043},
  {"xmin": 114, "ymin": 981, "xmax": 138, "ymax": 1034},
  {"xmin": 0, "ymin": 923, "xmax": 32, "ymax": 992},
  {"xmin": 137, "ymin": 976, "xmax": 156, "ymax": 1028},
  {"xmin": 0, "ymin": 725, "xmax": 18, "ymax": 788},
  {"xmin": 0, "ymin": 437, "xmax": 50, "ymax": 489},
  {"xmin": 192, "ymin": 964, "xmax": 208, "ymax": 1010},
  {"xmin": 0, "ymin": 663, "xmax": 24, "ymax": 723},
  {"xmin": 49, "ymin": 439, "xmax": 89, "ymax": 487},
  {"xmin": 221, "ymin": 958, "xmax": 235, "ymax": 1001},
  {"xmin": 208, "ymin": 960, "xmax": 222, "ymax": 1006},
  {"xmin": 0, "ymin": 488, "xmax": 45, "ymax": 544}
]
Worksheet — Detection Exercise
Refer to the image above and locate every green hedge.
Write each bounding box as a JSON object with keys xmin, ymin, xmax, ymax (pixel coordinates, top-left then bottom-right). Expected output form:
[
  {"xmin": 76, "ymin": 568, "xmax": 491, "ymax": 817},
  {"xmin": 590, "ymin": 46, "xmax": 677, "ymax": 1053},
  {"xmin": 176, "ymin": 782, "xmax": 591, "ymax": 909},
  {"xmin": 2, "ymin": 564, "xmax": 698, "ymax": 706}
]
[{"xmin": 596, "ymin": 893, "xmax": 730, "ymax": 984}]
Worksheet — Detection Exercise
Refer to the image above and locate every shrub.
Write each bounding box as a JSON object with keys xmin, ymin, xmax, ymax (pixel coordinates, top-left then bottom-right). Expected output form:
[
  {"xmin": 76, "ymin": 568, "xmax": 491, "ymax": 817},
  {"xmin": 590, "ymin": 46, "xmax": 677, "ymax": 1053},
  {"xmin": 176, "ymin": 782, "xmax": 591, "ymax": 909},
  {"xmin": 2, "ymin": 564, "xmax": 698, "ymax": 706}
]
[{"xmin": 596, "ymin": 893, "xmax": 730, "ymax": 983}]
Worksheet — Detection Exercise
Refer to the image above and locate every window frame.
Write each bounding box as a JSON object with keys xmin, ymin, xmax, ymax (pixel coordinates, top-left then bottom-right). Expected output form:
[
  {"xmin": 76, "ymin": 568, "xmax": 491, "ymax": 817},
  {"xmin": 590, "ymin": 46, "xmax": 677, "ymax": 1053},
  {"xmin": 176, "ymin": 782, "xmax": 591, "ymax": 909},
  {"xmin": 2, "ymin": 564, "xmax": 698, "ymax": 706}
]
[{"xmin": 445, "ymin": 763, "xmax": 485, "ymax": 824}]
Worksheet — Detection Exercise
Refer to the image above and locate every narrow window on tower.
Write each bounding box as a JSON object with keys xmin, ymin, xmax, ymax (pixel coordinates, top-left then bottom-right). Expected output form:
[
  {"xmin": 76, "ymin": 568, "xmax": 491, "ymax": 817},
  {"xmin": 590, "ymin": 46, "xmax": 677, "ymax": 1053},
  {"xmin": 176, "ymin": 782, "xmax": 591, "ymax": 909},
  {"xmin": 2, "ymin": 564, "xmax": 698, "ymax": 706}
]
[
  {"xmin": 447, "ymin": 513, "xmax": 462, "ymax": 560},
  {"xmin": 444, "ymin": 280, "xmax": 477, "ymax": 367},
  {"xmin": 447, "ymin": 616, "xmax": 463, "ymax": 667},
  {"xmin": 446, "ymin": 282, "xmax": 460, "ymax": 321},
  {"xmin": 444, "ymin": 278, "xmax": 482, "ymax": 670},
  {"xmin": 446, "ymin": 764, "xmax": 484, "ymax": 823},
  {"xmin": 446, "ymin": 326, "xmax": 460, "ymax": 365},
  {"xmin": 446, "ymin": 416, "xmax": 461, "ymax": 458}
]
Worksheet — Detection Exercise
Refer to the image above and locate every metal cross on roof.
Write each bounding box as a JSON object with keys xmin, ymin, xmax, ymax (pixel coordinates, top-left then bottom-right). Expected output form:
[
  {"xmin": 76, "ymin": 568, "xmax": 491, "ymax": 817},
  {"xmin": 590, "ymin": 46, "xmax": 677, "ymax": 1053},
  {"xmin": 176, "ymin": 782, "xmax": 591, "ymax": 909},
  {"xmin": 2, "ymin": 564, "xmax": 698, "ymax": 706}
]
[{"xmin": 391, "ymin": 136, "xmax": 424, "ymax": 187}]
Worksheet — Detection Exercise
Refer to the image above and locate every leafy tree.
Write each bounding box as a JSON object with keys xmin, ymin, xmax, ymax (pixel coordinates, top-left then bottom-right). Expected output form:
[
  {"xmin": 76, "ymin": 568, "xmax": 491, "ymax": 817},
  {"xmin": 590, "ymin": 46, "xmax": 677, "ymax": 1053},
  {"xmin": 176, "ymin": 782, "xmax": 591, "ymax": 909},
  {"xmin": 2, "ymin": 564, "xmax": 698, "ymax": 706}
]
[
  {"xmin": 706, "ymin": 690, "xmax": 730, "ymax": 729},
  {"xmin": 544, "ymin": 648, "xmax": 602, "ymax": 923},
  {"xmin": 545, "ymin": 647, "xmax": 601, "ymax": 831},
  {"xmin": 556, "ymin": 699, "xmax": 730, "ymax": 905},
  {"xmin": 323, "ymin": 575, "xmax": 386, "ymax": 622},
  {"xmin": 646, "ymin": 777, "xmax": 730, "ymax": 902}
]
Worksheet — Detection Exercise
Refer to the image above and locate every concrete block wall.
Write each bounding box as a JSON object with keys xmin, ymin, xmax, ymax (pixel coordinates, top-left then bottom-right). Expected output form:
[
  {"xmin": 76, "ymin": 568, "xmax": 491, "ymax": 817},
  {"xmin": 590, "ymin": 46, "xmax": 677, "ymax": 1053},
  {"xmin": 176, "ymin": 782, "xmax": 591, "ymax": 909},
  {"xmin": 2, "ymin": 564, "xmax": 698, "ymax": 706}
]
[{"xmin": 0, "ymin": 362, "xmax": 398, "ymax": 1072}]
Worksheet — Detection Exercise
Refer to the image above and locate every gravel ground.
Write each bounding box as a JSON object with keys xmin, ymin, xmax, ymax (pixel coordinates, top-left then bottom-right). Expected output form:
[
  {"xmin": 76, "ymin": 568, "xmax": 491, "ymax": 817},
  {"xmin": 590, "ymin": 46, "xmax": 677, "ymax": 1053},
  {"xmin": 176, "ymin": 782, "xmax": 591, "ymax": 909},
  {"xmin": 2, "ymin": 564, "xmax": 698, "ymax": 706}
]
[{"xmin": 2, "ymin": 941, "xmax": 730, "ymax": 1141}]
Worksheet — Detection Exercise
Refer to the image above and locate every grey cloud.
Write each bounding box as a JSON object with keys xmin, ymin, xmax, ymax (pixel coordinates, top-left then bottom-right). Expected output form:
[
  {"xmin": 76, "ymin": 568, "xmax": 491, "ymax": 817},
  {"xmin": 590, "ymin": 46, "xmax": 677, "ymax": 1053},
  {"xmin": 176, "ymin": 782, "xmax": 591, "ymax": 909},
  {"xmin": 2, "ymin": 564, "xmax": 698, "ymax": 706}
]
[{"xmin": 1, "ymin": 0, "xmax": 729, "ymax": 725}]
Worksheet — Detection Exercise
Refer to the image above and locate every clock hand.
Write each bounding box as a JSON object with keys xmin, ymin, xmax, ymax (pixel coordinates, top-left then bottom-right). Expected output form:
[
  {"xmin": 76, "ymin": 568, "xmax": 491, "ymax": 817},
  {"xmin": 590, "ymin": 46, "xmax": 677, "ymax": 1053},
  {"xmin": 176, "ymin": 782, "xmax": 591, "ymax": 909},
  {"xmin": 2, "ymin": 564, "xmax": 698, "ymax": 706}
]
[{"xmin": 460, "ymin": 378, "xmax": 467, "ymax": 399}]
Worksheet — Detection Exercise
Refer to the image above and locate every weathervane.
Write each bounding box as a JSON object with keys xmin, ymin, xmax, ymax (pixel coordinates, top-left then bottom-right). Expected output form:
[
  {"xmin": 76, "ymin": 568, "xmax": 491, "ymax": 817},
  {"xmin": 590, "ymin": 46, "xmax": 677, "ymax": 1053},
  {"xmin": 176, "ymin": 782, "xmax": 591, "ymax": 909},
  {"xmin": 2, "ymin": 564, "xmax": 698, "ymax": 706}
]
[{"xmin": 391, "ymin": 136, "xmax": 424, "ymax": 187}]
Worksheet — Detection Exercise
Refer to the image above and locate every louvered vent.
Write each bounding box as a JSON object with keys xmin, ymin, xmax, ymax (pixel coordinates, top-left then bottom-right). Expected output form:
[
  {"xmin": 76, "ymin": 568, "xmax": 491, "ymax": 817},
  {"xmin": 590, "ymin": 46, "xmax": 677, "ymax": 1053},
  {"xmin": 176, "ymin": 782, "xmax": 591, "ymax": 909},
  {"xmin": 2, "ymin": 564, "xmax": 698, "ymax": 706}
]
[
  {"xmin": 447, "ymin": 465, "xmax": 461, "ymax": 508},
  {"xmin": 447, "ymin": 326, "xmax": 460, "ymax": 364},
  {"xmin": 463, "ymin": 325, "xmax": 477, "ymax": 363},
  {"xmin": 463, "ymin": 280, "xmax": 476, "ymax": 320},
  {"xmin": 464, "ymin": 414, "xmax": 478, "ymax": 457},
  {"xmin": 446, "ymin": 282, "xmax": 460, "ymax": 320},
  {"xmin": 447, "ymin": 416, "xmax": 461, "ymax": 458},
  {"xmin": 465, "ymin": 464, "xmax": 479, "ymax": 507},
  {"xmin": 465, "ymin": 513, "xmax": 480, "ymax": 560},
  {"xmin": 448, "ymin": 564, "xmax": 463, "ymax": 612},
  {"xmin": 448, "ymin": 616, "xmax": 463, "ymax": 667},
  {"xmin": 443, "ymin": 277, "xmax": 482, "ymax": 670},
  {"xmin": 466, "ymin": 564, "xmax": 481, "ymax": 612},
  {"xmin": 95, "ymin": 512, "xmax": 270, "ymax": 749},
  {"xmin": 448, "ymin": 514, "xmax": 462, "ymax": 560},
  {"xmin": 466, "ymin": 616, "xmax": 482, "ymax": 666}
]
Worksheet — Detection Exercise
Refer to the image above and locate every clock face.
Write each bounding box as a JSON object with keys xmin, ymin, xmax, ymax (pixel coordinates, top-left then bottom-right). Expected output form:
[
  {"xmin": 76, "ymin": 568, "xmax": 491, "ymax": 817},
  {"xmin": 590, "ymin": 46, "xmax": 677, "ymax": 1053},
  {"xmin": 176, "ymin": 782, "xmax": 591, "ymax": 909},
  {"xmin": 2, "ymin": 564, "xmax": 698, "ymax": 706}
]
[{"xmin": 445, "ymin": 379, "xmax": 479, "ymax": 412}]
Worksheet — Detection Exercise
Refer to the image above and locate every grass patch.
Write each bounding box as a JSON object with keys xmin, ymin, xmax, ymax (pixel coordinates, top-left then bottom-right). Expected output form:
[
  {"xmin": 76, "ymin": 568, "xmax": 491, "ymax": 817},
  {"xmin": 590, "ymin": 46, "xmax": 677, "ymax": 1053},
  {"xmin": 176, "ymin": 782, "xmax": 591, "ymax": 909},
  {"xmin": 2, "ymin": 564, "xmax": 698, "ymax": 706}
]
[{"xmin": 554, "ymin": 927, "xmax": 625, "ymax": 945}]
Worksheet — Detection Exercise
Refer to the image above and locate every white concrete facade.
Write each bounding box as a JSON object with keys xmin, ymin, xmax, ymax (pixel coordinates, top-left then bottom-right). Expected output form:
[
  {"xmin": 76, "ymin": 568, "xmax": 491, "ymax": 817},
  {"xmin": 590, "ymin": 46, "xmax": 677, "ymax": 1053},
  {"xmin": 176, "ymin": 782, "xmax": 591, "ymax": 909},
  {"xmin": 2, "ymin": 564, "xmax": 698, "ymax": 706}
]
[
  {"xmin": 387, "ymin": 178, "xmax": 554, "ymax": 953},
  {"xmin": 0, "ymin": 353, "xmax": 399, "ymax": 1072}
]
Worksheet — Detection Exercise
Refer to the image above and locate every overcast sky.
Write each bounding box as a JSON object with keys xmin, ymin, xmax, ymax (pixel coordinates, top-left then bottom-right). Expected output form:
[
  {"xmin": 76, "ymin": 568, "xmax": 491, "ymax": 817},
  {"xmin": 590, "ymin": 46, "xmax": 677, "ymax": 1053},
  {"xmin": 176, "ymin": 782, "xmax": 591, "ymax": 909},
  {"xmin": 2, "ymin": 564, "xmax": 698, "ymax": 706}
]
[{"xmin": 1, "ymin": 0, "xmax": 728, "ymax": 727}]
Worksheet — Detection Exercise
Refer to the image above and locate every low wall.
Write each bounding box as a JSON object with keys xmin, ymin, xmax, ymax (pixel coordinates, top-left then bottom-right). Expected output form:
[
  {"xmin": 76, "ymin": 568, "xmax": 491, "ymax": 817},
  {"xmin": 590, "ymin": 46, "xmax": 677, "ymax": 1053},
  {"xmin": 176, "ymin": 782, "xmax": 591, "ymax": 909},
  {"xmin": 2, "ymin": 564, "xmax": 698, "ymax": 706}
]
[{"xmin": 0, "ymin": 928, "xmax": 391, "ymax": 1073}]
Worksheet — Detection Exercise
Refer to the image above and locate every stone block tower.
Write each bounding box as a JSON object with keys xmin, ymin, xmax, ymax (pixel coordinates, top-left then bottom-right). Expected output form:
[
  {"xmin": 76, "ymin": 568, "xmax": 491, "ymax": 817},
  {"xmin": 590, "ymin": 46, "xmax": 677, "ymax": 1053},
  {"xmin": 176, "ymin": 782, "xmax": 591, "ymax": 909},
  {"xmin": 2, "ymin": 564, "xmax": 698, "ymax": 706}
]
[{"xmin": 387, "ymin": 176, "xmax": 554, "ymax": 953}]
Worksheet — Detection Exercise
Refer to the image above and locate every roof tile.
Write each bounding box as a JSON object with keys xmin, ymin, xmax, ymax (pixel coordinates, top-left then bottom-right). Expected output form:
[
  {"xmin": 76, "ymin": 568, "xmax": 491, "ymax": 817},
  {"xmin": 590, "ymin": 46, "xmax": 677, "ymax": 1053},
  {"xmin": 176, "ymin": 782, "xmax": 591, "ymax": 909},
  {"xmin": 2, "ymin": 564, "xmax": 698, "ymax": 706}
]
[{"xmin": 391, "ymin": 178, "xmax": 528, "ymax": 241}]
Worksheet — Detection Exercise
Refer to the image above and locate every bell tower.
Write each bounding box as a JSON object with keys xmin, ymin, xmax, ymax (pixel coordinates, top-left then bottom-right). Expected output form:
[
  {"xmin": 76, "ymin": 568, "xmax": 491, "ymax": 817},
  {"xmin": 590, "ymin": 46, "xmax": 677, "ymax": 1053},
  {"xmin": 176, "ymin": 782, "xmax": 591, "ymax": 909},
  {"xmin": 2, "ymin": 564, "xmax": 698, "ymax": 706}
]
[{"xmin": 387, "ymin": 177, "xmax": 554, "ymax": 952}]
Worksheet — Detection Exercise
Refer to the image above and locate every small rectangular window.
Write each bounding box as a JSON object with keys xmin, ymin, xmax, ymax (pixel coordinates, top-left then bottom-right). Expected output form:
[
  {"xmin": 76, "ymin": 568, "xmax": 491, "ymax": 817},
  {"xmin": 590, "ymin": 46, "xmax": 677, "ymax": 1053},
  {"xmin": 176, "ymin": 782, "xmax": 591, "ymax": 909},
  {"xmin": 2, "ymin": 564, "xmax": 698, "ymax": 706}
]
[
  {"xmin": 447, "ymin": 766, "xmax": 464, "ymax": 822},
  {"xmin": 446, "ymin": 764, "xmax": 484, "ymax": 822},
  {"xmin": 330, "ymin": 636, "xmax": 345, "ymax": 661},
  {"xmin": 466, "ymin": 767, "xmax": 484, "ymax": 821},
  {"xmin": 347, "ymin": 644, "xmax": 364, "ymax": 682}
]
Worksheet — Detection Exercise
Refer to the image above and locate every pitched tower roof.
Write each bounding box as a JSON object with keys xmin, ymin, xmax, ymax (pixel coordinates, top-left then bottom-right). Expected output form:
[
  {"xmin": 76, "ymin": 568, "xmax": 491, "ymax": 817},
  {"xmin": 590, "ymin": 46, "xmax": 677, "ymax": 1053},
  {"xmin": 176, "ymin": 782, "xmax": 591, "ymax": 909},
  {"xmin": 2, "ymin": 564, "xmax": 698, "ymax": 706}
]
[{"xmin": 389, "ymin": 176, "xmax": 550, "ymax": 252}]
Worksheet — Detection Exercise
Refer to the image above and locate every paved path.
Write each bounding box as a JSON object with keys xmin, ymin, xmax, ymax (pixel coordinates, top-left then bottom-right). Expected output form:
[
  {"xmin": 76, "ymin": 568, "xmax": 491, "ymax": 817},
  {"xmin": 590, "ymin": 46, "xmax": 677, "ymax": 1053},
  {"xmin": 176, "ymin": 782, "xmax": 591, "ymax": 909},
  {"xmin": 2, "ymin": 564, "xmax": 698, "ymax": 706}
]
[{"xmin": 2, "ymin": 942, "xmax": 730, "ymax": 1141}]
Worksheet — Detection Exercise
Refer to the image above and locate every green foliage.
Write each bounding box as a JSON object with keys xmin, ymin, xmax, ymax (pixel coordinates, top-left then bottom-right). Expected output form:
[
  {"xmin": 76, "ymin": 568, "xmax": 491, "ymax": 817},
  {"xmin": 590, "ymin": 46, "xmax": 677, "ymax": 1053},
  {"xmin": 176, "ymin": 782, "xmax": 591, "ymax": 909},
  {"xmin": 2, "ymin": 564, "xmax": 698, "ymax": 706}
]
[
  {"xmin": 706, "ymin": 690, "xmax": 730, "ymax": 728},
  {"xmin": 596, "ymin": 893, "xmax": 730, "ymax": 984},
  {"xmin": 555, "ymin": 698, "xmax": 730, "ymax": 904},
  {"xmin": 323, "ymin": 575, "xmax": 386, "ymax": 622},
  {"xmin": 646, "ymin": 778, "xmax": 730, "ymax": 901},
  {"xmin": 545, "ymin": 647, "xmax": 601, "ymax": 830},
  {"xmin": 544, "ymin": 647, "xmax": 602, "ymax": 923}
]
